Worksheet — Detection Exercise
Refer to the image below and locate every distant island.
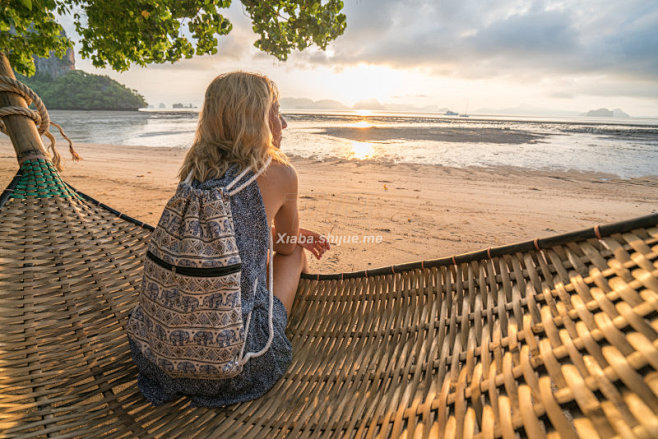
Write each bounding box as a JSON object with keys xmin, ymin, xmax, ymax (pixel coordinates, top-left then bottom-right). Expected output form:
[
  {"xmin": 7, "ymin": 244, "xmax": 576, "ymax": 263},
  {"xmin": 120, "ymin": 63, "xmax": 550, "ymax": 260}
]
[
  {"xmin": 172, "ymin": 103, "xmax": 197, "ymax": 109},
  {"xmin": 584, "ymin": 108, "xmax": 630, "ymax": 118},
  {"xmin": 279, "ymin": 97, "xmax": 637, "ymax": 119},
  {"xmin": 280, "ymin": 97, "xmax": 451, "ymax": 114},
  {"xmin": 280, "ymin": 97, "xmax": 348, "ymax": 111},
  {"xmin": 353, "ymin": 98, "xmax": 385, "ymax": 110},
  {"xmin": 16, "ymin": 44, "xmax": 147, "ymax": 111}
]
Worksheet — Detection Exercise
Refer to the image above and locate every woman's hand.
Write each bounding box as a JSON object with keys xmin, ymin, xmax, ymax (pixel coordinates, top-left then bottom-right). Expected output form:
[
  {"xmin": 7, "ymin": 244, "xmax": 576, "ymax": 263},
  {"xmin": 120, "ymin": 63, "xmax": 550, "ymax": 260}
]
[{"xmin": 297, "ymin": 228, "xmax": 331, "ymax": 260}]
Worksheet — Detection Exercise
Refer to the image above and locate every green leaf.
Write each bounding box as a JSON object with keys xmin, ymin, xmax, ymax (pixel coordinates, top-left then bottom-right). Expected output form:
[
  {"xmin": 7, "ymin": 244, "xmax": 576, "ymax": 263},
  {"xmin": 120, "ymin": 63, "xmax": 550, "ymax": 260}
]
[{"xmin": 3, "ymin": 0, "xmax": 346, "ymax": 73}]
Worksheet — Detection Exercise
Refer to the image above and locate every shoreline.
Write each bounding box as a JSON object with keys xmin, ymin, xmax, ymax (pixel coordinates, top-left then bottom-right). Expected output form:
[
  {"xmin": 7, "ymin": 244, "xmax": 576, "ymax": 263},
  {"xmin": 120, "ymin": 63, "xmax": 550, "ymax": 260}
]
[
  {"xmin": 60, "ymin": 107, "xmax": 658, "ymax": 127},
  {"xmin": 1, "ymin": 139, "xmax": 656, "ymax": 274}
]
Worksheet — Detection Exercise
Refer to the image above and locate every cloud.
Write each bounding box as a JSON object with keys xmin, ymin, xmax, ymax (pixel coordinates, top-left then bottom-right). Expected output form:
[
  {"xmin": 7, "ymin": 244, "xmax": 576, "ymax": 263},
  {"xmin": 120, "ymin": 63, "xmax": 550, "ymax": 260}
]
[
  {"xmin": 469, "ymin": 7, "xmax": 577, "ymax": 54},
  {"xmin": 548, "ymin": 91, "xmax": 575, "ymax": 99},
  {"xmin": 53, "ymin": 0, "xmax": 658, "ymax": 112},
  {"xmin": 572, "ymin": 78, "xmax": 658, "ymax": 99},
  {"xmin": 288, "ymin": 0, "xmax": 658, "ymax": 82},
  {"xmin": 60, "ymin": 0, "xmax": 658, "ymax": 83}
]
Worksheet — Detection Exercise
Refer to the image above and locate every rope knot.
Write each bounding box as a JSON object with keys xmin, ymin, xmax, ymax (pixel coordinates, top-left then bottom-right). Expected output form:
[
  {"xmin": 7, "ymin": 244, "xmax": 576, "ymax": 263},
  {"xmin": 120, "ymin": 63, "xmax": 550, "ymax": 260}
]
[{"xmin": 0, "ymin": 75, "xmax": 81, "ymax": 170}]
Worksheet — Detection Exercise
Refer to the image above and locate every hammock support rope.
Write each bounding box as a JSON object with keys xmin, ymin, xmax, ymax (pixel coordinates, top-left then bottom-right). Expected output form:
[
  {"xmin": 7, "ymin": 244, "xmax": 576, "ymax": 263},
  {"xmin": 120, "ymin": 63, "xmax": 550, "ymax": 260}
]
[{"xmin": 1, "ymin": 65, "xmax": 658, "ymax": 438}]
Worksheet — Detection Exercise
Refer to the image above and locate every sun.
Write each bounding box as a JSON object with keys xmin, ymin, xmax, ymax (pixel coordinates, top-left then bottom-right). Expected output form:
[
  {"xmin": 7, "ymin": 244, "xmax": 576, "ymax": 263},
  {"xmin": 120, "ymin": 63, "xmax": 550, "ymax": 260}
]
[{"xmin": 355, "ymin": 109, "xmax": 372, "ymax": 117}]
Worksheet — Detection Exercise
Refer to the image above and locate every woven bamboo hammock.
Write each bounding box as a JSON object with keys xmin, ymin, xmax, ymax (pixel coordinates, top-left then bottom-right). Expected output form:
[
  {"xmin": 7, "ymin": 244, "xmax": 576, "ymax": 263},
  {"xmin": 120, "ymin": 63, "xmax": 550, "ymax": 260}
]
[{"xmin": 2, "ymin": 59, "xmax": 658, "ymax": 439}]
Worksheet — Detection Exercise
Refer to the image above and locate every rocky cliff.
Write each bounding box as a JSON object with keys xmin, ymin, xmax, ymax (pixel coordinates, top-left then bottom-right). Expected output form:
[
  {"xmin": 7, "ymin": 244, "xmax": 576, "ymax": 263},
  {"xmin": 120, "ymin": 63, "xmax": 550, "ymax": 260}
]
[{"xmin": 34, "ymin": 47, "xmax": 75, "ymax": 79}]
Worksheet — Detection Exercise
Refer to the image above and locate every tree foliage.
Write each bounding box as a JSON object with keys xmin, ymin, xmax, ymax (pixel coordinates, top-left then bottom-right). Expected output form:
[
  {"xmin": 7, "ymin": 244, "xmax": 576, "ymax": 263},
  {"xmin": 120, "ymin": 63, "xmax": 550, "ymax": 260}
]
[
  {"xmin": 1, "ymin": 0, "xmax": 346, "ymax": 76},
  {"xmin": 242, "ymin": 1, "xmax": 346, "ymax": 61},
  {"xmin": 1, "ymin": 0, "xmax": 71, "ymax": 76},
  {"xmin": 18, "ymin": 70, "xmax": 148, "ymax": 110}
]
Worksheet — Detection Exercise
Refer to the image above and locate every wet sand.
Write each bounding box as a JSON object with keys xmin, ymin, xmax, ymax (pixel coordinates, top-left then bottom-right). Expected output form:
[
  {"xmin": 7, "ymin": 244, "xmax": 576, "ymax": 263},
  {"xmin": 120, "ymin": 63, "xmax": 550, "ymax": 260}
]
[{"xmin": 316, "ymin": 126, "xmax": 546, "ymax": 143}]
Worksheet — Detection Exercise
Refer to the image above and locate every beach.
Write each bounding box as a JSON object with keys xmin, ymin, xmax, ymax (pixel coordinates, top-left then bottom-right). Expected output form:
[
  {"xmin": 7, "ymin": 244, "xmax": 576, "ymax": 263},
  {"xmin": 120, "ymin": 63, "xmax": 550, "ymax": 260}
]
[{"xmin": 1, "ymin": 138, "xmax": 655, "ymax": 274}]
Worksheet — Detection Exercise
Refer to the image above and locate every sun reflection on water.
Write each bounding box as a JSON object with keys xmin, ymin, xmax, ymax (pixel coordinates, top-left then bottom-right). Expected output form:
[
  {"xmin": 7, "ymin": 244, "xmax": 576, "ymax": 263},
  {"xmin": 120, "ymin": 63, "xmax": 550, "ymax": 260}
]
[
  {"xmin": 348, "ymin": 141, "xmax": 375, "ymax": 160},
  {"xmin": 350, "ymin": 120, "xmax": 374, "ymax": 128}
]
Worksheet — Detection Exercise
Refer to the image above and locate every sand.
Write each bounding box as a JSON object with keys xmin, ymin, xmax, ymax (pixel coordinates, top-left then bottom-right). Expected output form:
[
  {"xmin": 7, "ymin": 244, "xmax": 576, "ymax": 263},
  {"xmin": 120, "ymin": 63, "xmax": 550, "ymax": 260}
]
[{"xmin": 1, "ymin": 138, "xmax": 656, "ymax": 274}]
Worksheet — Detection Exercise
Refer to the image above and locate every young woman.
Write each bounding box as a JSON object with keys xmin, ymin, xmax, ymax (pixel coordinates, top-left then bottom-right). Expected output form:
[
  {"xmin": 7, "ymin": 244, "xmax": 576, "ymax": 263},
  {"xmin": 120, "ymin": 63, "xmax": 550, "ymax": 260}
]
[{"xmin": 128, "ymin": 71, "xmax": 330, "ymax": 407}]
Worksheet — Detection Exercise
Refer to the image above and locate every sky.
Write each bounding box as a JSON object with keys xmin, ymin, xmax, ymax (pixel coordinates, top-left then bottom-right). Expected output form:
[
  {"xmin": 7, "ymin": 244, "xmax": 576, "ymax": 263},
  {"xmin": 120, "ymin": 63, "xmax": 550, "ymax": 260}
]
[{"xmin": 61, "ymin": 0, "xmax": 658, "ymax": 117}]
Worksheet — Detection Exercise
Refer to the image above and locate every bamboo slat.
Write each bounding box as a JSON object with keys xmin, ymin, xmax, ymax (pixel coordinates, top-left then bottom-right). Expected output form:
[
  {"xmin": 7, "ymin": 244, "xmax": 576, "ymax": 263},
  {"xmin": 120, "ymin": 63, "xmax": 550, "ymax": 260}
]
[{"xmin": 1, "ymin": 159, "xmax": 657, "ymax": 438}]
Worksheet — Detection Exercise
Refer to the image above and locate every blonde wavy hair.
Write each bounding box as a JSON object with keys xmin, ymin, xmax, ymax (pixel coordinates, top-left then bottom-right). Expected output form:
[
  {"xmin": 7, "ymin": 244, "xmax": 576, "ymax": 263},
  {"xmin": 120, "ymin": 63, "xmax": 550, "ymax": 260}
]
[{"xmin": 178, "ymin": 71, "xmax": 290, "ymax": 183}]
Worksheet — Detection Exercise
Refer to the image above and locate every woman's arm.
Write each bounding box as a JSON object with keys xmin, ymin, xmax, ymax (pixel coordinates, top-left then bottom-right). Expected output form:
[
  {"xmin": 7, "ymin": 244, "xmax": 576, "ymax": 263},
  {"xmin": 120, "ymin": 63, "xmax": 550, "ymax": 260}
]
[{"xmin": 271, "ymin": 165, "xmax": 299, "ymax": 256}]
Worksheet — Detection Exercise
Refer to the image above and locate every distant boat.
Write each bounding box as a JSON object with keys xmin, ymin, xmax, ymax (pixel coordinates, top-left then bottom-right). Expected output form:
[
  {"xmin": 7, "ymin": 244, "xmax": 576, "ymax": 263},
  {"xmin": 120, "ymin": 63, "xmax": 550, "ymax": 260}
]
[
  {"xmin": 444, "ymin": 110, "xmax": 458, "ymax": 116},
  {"xmin": 459, "ymin": 101, "xmax": 470, "ymax": 117}
]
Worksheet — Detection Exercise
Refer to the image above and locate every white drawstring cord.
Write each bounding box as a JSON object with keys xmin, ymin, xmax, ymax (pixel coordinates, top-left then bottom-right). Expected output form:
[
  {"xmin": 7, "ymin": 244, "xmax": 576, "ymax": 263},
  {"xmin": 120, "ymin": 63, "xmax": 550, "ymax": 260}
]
[
  {"xmin": 239, "ymin": 226, "xmax": 275, "ymax": 365},
  {"xmin": 183, "ymin": 156, "xmax": 272, "ymax": 191},
  {"xmin": 225, "ymin": 165, "xmax": 252, "ymax": 191},
  {"xmin": 227, "ymin": 157, "xmax": 272, "ymax": 196},
  {"xmin": 238, "ymin": 280, "xmax": 254, "ymax": 359},
  {"xmin": 219, "ymin": 156, "xmax": 273, "ymax": 365}
]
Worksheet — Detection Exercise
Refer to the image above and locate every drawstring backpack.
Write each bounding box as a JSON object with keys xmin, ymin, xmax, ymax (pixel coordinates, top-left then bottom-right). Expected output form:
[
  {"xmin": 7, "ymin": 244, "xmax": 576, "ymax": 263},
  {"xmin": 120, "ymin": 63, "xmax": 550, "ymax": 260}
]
[{"xmin": 127, "ymin": 156, "xmax": 274, "ymax": 379}]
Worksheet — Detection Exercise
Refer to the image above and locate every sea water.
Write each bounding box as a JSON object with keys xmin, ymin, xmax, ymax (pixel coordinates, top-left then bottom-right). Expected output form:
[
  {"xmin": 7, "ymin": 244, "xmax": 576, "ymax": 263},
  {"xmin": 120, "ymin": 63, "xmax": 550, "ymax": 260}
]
[{"xmin": 48, "ymin": 109, "xmax": 658, "ymax": 179}]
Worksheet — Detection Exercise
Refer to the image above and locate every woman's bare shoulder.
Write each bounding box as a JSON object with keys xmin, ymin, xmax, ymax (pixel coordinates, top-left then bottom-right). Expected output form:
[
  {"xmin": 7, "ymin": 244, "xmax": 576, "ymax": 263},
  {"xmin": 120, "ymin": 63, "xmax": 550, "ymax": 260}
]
[{"xmin": 262, "ymin": 160, "xmax": 297, "ymax": 189}]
